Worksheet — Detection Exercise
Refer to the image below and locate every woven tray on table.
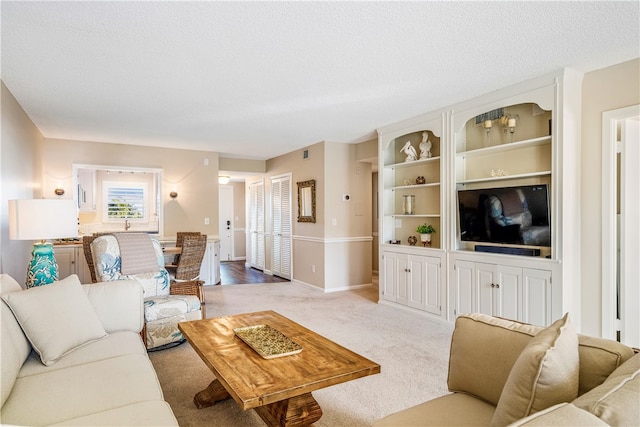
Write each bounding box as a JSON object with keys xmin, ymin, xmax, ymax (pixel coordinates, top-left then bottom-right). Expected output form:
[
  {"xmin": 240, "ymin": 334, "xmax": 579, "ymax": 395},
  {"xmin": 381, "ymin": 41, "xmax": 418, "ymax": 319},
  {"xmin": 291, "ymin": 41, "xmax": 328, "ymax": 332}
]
[{"xmin": 170, "ymin": 280, "xmax": 205, "ymax": 304}]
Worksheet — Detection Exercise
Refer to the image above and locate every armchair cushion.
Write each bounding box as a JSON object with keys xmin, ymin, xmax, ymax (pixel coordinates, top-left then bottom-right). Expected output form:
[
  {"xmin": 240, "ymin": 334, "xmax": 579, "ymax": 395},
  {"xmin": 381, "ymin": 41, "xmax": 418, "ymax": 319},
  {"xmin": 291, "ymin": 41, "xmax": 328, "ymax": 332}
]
[
  {"xmin": 1, "ymin": 275, "xmax": 107, "ymax": 366},
  {"xmin": 492, "ymin": 313, "xmax": 579, "ymax": 426},
  {"xmin": 91, "ymin": 235, "xmax": 170, "ymax": 297}
]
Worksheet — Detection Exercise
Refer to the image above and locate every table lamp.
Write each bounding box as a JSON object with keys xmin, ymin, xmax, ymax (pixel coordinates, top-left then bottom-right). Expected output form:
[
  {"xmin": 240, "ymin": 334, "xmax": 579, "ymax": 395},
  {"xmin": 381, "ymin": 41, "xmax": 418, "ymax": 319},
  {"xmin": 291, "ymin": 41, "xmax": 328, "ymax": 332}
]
[{"xmin": 8, "ymin": 199, "xmax": 78, "ymax": 288}]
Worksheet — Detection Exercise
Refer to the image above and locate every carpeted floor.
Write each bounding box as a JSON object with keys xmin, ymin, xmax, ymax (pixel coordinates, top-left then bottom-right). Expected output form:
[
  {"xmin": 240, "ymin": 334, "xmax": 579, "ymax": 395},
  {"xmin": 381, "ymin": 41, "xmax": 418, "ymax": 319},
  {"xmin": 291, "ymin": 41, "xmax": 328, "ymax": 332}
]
[{"xmin": 149, "ymin": 281, "xmax": 454, "ymax": 426}]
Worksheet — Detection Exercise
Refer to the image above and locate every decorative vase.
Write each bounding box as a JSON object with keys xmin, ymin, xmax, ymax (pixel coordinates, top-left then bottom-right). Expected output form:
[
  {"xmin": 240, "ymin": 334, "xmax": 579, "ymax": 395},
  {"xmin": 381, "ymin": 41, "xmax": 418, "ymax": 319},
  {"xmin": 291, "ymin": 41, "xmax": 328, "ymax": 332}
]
[
  {"xmin": 402, "ymin": 195, "xmax": 415, "ymax": 215},
  {"xmin": 25, "ymin": 242, "xmax": 59, "ymax": 288},
  {"xmin": 420, "ymin": 233, "xmax": 432, "ymax": 247}
]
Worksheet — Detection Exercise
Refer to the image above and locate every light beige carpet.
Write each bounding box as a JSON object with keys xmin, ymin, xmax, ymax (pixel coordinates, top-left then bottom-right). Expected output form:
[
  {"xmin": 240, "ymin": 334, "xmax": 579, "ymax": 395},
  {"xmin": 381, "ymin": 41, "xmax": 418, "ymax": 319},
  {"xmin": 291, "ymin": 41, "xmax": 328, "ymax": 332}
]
[{"xmin": 149, "ymin": 282, "xmax": 454, "ymax": 426}]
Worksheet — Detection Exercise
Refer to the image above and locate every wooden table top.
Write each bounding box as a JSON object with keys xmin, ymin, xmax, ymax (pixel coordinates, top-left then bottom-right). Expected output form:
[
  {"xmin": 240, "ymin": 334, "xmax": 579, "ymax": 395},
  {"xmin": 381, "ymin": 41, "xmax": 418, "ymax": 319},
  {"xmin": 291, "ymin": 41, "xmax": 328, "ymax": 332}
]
[{"xmin": 178, "ymin": 310, "xmax": 381, "ymax": 410}]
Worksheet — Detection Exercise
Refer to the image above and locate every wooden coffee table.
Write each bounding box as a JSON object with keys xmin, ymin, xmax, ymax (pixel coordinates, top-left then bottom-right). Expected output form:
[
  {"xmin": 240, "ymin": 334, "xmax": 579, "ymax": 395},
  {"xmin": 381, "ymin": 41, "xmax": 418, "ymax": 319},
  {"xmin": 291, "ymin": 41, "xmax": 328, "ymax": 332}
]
[{"xmin": 178, "ymin": 310, "xmax": 380, "ymax": 426}]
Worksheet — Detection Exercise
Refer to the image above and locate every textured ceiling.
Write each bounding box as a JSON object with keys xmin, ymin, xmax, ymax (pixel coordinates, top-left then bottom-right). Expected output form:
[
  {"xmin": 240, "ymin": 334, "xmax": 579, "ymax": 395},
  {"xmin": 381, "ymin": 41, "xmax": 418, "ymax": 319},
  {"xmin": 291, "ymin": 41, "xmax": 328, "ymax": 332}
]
[{"xmin": 2, "ymin": 1, "xmax": 639, "ymax": 161}]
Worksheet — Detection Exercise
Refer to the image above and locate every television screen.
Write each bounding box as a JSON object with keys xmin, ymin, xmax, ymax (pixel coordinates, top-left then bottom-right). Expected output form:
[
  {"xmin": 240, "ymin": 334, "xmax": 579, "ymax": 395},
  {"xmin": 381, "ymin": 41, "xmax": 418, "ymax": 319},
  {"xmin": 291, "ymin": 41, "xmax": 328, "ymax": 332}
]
[{"xmin": 458, "ymin": 185, "xmax": 551, "ymax": 247}]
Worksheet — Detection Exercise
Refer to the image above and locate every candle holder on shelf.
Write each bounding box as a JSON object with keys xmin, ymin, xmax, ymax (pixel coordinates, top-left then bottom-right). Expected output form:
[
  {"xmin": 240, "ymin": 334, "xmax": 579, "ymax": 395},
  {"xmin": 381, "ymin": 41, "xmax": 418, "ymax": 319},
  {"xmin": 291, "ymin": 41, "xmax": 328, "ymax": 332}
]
[
  {"xmin": 483, "ymin": 119, "xmax": 493, "ymax": 146},
  {"xmin": 402, "ymin": 195, "xmax": 415, "ymax": 215},
  {"xmin": 502, "ymin": 114, "xmax": 519, "ymax": 143}
]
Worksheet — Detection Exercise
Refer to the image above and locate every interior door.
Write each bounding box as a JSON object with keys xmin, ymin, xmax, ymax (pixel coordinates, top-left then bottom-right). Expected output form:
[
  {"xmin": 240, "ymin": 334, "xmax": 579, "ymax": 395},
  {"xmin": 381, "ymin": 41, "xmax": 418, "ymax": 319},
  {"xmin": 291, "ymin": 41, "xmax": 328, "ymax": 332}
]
[
  {"xmin": 248, "ymin": 180, "xmax": 265, "ymax": 270},
  {"xmin": 602, "ymin": 107, "xmax": 640, "ymax": 348},
  {"xmin": 271, "ymin": 174, "xmax": 291, "ymax": 280},
  {"xmin": 619, "ymin": 116, "xmax": 640, "ymax": 347},
  {"xmin": 218, "ymin": 186, "xmax": 233, "ymax": 262}
]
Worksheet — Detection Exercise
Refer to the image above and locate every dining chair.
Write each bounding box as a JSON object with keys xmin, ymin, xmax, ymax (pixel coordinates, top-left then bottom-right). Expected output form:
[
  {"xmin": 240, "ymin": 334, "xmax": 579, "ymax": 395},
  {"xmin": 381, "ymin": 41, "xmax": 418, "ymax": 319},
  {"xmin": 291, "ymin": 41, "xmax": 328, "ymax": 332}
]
[{"xmin": 168, "ymin": 234, "xmax": 207, "ymax": 304}]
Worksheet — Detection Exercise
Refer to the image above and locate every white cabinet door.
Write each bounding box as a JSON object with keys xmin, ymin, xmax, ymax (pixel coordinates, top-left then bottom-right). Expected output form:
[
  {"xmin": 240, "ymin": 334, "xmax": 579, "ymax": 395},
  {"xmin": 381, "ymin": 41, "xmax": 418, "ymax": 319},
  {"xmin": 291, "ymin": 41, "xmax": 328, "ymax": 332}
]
[
  {"xmin": 423, "ymin": 256, "xmax": 442, "ymax": 315},
  {"xmin": 395, "ymin": 254, "xmax": 409, "ymax": 306},
  {"xmin": 200, "ymin": 241, "xmax": 221, "ymax": 286},
  {"xmin": 408, "ymin": 255, "xmax": 441, "ymax": 315},
  {"xmin": 496, "ymin": 265, "xmax": 522, "ymax": 321},
  {"xmin": 453, "ymin": 260, "xmax": 475, "ymax": 317},
  {"xmin": 74, "ymin": 247, "xmax": 92, "ymax": 284},
  {"xmin": 476, "ymin": 263, "xmax": 497, "ymax": 317},
  {"xmin": 522, "ymin": 268, "xmax": 552, "ymax": 326},
  {"xmin": 381, "ymin": 252, "xmax": 398, "ymax": 303},
  {"xmin": 408, "ymin": 255, "xmax": 426, "ymax": 310},
  {"xmin": 55, "ymin": 247, "xmax": 76, "ymax": 280}
]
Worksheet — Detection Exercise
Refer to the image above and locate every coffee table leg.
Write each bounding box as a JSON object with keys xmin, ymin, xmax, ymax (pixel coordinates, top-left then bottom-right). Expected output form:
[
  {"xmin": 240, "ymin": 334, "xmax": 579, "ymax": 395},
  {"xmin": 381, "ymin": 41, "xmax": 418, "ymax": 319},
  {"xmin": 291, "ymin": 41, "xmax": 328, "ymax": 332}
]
[
  {"xmin": 254, "ymin": 392, "xmax": 323, "ymax": 427},
  {"xmin": 194, "ymin": 379, "xmax": 231, "ymax": 409}
]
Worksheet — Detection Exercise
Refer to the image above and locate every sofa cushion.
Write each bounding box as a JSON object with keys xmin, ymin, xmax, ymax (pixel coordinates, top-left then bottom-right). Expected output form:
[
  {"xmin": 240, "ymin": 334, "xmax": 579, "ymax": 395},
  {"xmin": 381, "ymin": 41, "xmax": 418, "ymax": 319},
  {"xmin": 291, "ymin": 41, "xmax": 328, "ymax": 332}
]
[
  {"xmin": 0, "ymin": 274, "xmax": 32, "ymax": 408},
  {"xmin": 448, "ymin": 313, "xmax": 543, "ymax": 405},
  {"xmin": 507, "ymin": 402, "xmax": 608, "ymax": 426},
  {"xmin": 492, "ymin": 313, "xmax": 579, "ymax": 426},
  {"xmin": 83, "ymin": 280, "xmax": 145, "ymax": 333},
  {"xmin": 572, "ymin": 352, "xmax": 640, "ymax": 426},
  {"xmin": 48, "ymin": 401, "xmax": 178, "ymax": 426},
  {"xmin": 1, "ymin": 275, "xmax": 107, "ymax": 366},
  {"xmin": 18, "ymin": 331, "xmax": 145, "ymax": 378},
  {"xmin": 0, "ymin": 353, "xmax": 165, "ymax": 426},
  {"xmin": 373, "ymin": 393, "xmax": 496, "ymax": 426},
  {"xmin": 576, "ymin": 335, "xmax": 636, "ymax": 396}
]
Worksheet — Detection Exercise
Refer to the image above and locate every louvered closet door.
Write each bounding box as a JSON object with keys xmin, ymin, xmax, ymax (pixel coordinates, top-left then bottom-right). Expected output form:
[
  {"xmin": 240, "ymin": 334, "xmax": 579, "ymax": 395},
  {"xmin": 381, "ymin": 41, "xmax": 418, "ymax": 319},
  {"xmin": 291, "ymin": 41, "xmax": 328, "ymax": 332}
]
[
  {"xmin": 249, "ymin": 180, "xmax": 265, "ymax": 270},
  {"xmin": 271, "ymin": 175, "xmax": 291, "ymax": 280}
]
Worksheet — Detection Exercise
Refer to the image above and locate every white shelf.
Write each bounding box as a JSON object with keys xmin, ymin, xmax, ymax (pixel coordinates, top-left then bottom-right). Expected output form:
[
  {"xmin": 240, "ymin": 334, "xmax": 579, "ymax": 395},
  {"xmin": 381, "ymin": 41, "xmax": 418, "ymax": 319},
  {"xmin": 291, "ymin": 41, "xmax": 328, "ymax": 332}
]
[
  {"xmin": 390, "ymin": 214, "xmax": 441, "ymax": 218},
  {"xmin": 457, "ymin": 136, "xmax": 551, "ymax": 159},
  {"xmin": 389, "ymin": 182, "xmax": 440, "ymax": 190},
  {"xmin": 384, "ymin": 156, "xmax": 440, "ymax": 169},
  {"xmin": 457, "ymin": 171, "xmax": 551, "ymax": 185}
]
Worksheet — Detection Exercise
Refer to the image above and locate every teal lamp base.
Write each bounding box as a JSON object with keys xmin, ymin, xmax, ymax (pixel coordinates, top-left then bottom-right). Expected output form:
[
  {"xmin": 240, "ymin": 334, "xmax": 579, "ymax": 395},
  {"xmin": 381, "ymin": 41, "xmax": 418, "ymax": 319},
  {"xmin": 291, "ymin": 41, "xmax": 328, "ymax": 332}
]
[{"xmin": 25, "ymin": 241, "xmax": 59, "ymax": 288}]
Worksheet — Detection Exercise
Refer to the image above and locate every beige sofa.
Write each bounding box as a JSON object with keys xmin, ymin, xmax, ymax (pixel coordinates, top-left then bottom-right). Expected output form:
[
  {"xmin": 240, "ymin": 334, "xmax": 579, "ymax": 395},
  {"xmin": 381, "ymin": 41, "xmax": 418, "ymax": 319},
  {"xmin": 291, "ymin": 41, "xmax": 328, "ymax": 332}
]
[
  {"xmin": 0, "ymin": 273, "xmax": 178, "ymax": 426},
  {"xmin": 375, "ymin": 313, "xmax": 639, "ymax": 426}
]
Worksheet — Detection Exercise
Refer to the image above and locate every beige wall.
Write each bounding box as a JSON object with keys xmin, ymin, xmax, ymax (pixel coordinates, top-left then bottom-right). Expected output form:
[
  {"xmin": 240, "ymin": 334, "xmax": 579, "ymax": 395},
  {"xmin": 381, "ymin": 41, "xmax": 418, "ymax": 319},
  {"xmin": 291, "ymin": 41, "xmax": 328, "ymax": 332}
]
[
  {"xmin": 0, "ymin": 82, "xmax": 44, "ymax": 284},
  {"xmin": 265, "ymin": 142, "xmax": 325, "ymax": 286},
  {"xmin": 263, "ymin": 140, "xmax": 373, "ymax": 290},
  {"xmin": 580, "ymin": 58, "xmax": 640, "ymax": 337},
  {"xmin": 40, "ymin": 139, "xmax": 220, "ymax": 238}
]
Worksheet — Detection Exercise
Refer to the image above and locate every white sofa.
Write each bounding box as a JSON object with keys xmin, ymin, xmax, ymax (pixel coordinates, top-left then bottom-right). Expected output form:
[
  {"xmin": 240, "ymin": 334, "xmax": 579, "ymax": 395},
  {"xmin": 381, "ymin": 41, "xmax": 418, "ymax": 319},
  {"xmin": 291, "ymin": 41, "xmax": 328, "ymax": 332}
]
[{"xmin": 0, "ymin": 273, "xmax": 178, "ymax": 426}]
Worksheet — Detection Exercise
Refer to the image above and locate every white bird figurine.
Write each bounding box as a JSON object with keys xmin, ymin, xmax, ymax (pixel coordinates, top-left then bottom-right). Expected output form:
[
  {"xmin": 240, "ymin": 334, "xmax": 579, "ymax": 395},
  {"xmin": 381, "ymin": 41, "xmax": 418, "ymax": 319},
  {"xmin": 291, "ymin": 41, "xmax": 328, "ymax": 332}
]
[
  {"xmin": 419, "ymin": 132, "xmax": 432, "ymax": 159},
  {"xmin": 400, "ymin": 141, "xmax": 417, "ymax": 162}
]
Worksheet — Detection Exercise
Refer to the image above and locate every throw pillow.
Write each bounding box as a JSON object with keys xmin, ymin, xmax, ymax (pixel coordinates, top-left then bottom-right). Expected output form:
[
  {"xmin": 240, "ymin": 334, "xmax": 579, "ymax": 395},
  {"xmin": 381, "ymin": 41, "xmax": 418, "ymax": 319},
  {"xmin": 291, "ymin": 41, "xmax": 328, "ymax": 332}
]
[
  {"xmin": 1, "ymin": 275, "xmax": 107, "ymax": 366},
  {"xmin": 491, "ymin": 313, "xmax": 579, "ymax": 426}
]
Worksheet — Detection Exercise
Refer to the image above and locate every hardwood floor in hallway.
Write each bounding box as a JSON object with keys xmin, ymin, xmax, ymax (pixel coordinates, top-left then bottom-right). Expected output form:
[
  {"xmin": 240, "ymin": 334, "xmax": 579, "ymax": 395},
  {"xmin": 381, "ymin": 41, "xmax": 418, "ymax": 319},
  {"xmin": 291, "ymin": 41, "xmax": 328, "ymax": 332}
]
[{"xmin": 219, "ymin": 261, "xmax": 290, "ymax": 285}]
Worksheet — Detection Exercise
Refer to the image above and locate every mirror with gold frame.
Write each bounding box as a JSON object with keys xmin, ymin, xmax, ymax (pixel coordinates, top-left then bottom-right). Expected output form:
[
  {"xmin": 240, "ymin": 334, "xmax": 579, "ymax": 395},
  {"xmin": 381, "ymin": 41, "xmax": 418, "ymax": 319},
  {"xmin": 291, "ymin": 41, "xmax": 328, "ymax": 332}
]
[{"xmin": 297, "ymin": 179, "xmax": 316, "ymax": 223}]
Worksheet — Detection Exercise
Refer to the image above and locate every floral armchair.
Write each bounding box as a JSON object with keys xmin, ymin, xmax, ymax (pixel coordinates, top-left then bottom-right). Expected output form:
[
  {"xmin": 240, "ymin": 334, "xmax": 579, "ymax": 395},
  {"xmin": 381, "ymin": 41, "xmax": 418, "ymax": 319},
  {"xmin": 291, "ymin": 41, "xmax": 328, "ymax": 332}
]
[{"xmin": 89, "ymin": 234, "xmax": 202, "ymax": 350}]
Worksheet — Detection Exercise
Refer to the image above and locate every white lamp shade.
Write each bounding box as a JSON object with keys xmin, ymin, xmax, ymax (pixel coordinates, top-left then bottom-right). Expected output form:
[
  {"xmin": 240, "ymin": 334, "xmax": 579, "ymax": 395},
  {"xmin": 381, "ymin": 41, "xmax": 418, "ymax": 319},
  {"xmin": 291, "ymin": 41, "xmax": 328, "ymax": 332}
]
[{"xmin": 9, "ymin": 199, "xmax": 78, "ymax": 240}]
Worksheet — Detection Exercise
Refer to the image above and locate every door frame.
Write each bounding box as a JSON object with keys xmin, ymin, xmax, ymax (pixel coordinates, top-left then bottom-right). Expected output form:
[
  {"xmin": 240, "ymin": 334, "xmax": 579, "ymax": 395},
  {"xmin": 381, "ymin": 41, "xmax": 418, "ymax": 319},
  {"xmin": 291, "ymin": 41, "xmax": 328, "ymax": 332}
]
[{"xmin": 601, "ymin": 104, "xmax": 640, "ymax": 344}]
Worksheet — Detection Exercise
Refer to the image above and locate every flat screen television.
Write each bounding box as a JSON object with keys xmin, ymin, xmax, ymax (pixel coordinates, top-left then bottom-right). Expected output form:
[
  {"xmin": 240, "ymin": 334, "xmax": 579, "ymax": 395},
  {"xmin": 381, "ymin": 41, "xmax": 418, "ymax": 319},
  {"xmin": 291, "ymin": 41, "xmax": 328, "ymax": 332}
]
[{"xmin": 458, "ymin": 184, "xmax": 551, "ymax": 247}]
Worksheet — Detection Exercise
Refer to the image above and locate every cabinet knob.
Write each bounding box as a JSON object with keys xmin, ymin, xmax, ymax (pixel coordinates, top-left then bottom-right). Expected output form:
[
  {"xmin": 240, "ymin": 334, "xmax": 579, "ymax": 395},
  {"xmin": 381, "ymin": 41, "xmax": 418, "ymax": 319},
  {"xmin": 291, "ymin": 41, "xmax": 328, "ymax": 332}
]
[
  {"xmin": 495, "ymin": 284, "xmax": 500, "ymax": 288},
  {"xmin": 491, "ymin": 283, "xmax": 495, "ymax": 288}
]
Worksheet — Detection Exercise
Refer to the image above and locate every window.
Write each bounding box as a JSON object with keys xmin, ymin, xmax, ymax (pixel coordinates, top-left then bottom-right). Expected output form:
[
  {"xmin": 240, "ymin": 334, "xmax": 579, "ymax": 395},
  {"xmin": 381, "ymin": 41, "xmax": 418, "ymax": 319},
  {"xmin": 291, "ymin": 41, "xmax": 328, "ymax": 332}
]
[{"xmin": 103, "ymin": 181, "xmax": 148, "ymax": 222}]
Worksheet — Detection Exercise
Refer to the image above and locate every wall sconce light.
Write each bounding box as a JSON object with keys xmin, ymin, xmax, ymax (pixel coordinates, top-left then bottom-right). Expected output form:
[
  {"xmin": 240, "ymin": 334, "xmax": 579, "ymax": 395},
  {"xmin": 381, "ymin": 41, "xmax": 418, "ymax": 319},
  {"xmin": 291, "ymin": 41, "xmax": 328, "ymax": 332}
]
[
  {"xmin": 218, "ymin": 176, "xmax": 230, "ymax": 185},
  {"xmin": 54, "ymin": 187, "xmax": 65, "ymax": 196},
  {"xmin": 169, "ymin": 191, "xmax": 178, "ymax": 199}
]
